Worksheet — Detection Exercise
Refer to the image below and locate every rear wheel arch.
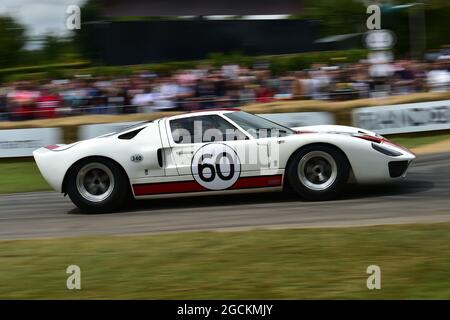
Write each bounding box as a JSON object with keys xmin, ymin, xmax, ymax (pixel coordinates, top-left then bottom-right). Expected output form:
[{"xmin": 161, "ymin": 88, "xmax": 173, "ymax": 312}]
[{"xmin": 283, "ymin": 143, "xmax": 353, "ymax": 190}]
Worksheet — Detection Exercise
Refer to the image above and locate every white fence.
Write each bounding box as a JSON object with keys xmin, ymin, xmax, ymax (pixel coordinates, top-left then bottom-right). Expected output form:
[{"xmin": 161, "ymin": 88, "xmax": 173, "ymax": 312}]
[
  {"xmin": 353, "ymin": 100, "xmax": 450, "ymax": 134},
  {"xmin": 258, "ymin": 112, "xmax": 335, "ymax": 127},
  {"xmin": 0, "ymin": 128, "xmax": 63, "ymax": 158}
]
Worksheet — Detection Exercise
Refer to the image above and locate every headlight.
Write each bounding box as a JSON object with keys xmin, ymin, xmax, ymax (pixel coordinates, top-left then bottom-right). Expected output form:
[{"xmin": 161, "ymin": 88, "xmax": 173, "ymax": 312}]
[{"xmin": 371, "ymin": 143, "xmax": 402, "ymax": 157}]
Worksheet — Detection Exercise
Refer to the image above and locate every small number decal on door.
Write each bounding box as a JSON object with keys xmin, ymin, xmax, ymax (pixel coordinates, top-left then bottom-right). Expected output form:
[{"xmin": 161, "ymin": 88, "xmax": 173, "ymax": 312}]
[{"xmin": 191, "ymin": 144, "xmax": 241, "ymax": 190}]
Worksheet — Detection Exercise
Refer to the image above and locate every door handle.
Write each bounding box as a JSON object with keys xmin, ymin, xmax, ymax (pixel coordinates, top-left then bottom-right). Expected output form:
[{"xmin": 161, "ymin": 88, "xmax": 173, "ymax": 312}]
[{"xmin": 176, "ymin": 150, "xmax": 194, "ymax": 155}]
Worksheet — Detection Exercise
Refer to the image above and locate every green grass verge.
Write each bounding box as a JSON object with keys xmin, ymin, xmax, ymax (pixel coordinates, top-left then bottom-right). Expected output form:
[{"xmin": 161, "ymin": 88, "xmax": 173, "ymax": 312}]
[
  {"xmin": 0, "ymin": 159, "xmax": 50, "ymax": 193},
  {"xmin": 388, "ymin": 132, "xmax": 450, "ymax": 149},
  {"xmin": 1, "ymin": 223, "xmax": 449, "ymax": 299}
]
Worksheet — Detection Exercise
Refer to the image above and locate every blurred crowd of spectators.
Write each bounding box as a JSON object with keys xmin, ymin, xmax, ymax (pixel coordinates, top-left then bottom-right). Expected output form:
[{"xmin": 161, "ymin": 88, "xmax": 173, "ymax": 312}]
[{"xmin": 0, "ymin": 57, "xmax": 449, "ymax": 121}]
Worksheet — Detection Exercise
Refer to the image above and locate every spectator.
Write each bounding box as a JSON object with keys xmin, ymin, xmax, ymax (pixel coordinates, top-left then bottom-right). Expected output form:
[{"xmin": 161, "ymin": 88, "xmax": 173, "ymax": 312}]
[
  {"xmin": 35, "ymin": 88, "xmax": 62, "ymax": 119},
  {"xmin": 427, "ymin": 60, "xmax": 450, "ymax": 92},
  {"xmin": 0, "ymin": 56, "xmax": 447, "ymax": 121}
]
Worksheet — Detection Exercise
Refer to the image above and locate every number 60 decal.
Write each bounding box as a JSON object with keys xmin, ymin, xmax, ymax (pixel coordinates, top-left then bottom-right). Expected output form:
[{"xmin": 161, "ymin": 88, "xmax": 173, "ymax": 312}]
[{"xmin": 191, "ymin": 144, "xmax": 241, "ymax": 190}]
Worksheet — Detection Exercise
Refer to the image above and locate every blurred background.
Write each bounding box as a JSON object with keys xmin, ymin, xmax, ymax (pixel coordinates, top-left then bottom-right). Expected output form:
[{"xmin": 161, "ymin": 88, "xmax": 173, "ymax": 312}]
[
  {"xmin": 0, "ymin": 0, "xmax": 448, "ymax": 120},
  {"xmin": 0, "ymin": 0, "xmax": 450, "ymax": 300}
]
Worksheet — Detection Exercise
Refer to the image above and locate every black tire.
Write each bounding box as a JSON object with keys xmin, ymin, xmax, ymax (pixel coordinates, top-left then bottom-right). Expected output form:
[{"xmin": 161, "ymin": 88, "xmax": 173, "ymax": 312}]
[
  {"xmin": 66, "ymin": 157, "xmax": 130, "ymax": 213},
  {"xmin": 286, "ymin": 145, "xmax": 350, "ymax": 201}
]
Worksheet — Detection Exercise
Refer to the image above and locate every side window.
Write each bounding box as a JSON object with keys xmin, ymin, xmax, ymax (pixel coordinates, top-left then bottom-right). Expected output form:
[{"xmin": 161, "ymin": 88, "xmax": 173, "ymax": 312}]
[
  {"xmin": 199, "ymin": 115, "xmax": 246, "ymax": 142},
  {"xmin": 170, "ymin": 117, "xmax": 194, "ymax": 144},
  {"xmin": 170, "ymin": 115, "xmax": 246, "ymax": 144}
]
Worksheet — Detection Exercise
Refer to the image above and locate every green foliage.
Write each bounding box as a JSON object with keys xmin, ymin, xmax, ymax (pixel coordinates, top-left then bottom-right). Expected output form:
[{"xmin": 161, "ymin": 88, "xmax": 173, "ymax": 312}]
[
  {"xmin": 0, "ymin": 61, "xmax": 89, "ymax": 82},
  {"xmin": 0, "ymin": 50, "xmax": 368, "ymax": 82},
  {"xmin": 0, "ymin": 16, "xmax": 26, "ymax": 68},
  {"xmin": 295, "ymin": 0, "xmax": 450, "ymax": 55},
  {"xmin": 207, "ymin": 52, "xmax": 254, "ymax": 68},
  {"xmin": 0, "ymin": 15, "xmax": 81, "ymax": 71},
  {"xmin": 41, "ymin": 36, "xmax": 66, "ymax": 62},
  {"xmin": 73, "ymin": 0, "xmax": 102, "ymax": 60},
  {"xmin": 1, "ymin": 224, "xmax": 450, "ymax": 298},
  {"xmin": 376, "ymin": 2, "xmax": 450, "ymax": 54},
  {"xmin": 19, "ymin": 36, "xmax": 81, "ymax": 66},
  {"xmin": 424, "ymin": 5, "xmax": 450, "ymax": 50},
  {"xmin": 296, "ymin": 0, "xmax": 367, "ymax": 37},
  {"xmin": 268, "ymin": 50, "xmax": 367, "ymax": 75},
  {"xmin": 1, "ymin": 0, "xmax": 449, "ymax": 73}
]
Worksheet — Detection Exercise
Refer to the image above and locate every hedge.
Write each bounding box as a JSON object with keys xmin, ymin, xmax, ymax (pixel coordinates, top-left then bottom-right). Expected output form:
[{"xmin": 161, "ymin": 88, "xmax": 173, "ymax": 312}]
[{"xmin": 0, "ymin": 49, "xmax": 368, "ymax": 82}]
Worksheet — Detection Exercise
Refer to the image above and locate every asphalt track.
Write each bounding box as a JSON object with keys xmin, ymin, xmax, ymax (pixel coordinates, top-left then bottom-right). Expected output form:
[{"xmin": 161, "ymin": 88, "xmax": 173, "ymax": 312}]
[{"xmin": 0, "ymin": 153, "xmax": 449, "ymax": 240}]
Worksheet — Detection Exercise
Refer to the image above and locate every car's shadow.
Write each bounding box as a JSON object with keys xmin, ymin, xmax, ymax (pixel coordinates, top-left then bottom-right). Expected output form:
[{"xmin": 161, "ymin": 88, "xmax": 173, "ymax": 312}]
[
  {"xmin": 341, "ymin": 179, "xmax": 434, "ymax": 200},
  {"xmin": 68, "ymin": 179, "xmax": 434, "ymax": 215}
]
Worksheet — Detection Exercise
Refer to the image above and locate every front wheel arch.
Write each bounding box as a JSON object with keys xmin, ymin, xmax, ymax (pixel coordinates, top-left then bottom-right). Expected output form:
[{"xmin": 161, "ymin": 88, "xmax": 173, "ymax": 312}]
[
  {"xmin": 62, "ymin": 156, "xmax": 130, "ymax": 195},
  {"xmin": 283, "ymin": 143, "xmax": 353, "ymax": 191}
]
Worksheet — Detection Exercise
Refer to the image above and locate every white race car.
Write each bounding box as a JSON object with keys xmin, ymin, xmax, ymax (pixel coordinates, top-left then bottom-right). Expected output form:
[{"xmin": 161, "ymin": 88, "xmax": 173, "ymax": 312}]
[{"xmin": 34, "ymin": 110, "xmax": 415, "ymax": 212}]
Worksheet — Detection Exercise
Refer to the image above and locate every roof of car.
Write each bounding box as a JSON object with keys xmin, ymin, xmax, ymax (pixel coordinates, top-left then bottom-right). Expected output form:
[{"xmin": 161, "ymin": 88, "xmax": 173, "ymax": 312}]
[{"xmin": 162, "ymin": 108, "xmax": 240, "ymax": 121}]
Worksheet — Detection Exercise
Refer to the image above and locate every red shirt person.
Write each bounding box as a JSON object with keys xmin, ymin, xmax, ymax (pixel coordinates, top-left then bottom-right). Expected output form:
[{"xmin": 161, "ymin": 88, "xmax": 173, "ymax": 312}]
[
  {"xmin": 35, "ymin": 90, "xmax": 62, "ymax": 119},
  {"xmin": 7, "ymin": 89, "xmax": 38, "ymax": 120}
]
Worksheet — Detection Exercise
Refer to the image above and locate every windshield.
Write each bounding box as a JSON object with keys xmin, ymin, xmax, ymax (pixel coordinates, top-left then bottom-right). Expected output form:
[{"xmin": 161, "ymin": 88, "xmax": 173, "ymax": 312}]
[{"xmin": 225, "ymin": 111, "xmax": 295, "ymax": 138}]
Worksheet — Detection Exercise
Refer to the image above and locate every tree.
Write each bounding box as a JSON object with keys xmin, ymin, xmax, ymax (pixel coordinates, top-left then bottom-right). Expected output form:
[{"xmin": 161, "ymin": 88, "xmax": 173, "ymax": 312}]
[
  {"xmin": 0, "ymin": 15, "xmax": 26, "ymax": 68},
  {"xmin": 41, "ymin": 35, "xmax": 64, "ymax": 62},
  {"xmin": 294, "ymin": 0, "xmax": 367, "ymax": 37},
  {"xmin": 296, "ymin": 0, "xmax": 450, "ymax": 55},
  {"xmin": 73, "ymin": 0, "xmax": 102, "ymax": 60}
]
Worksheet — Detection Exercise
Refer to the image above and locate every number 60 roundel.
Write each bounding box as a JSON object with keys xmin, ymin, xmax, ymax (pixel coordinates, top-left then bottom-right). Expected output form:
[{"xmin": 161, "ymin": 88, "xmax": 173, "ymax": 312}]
[{"xmin": 191, "ymin": 143, "xmax": 241, "ymax": 190}]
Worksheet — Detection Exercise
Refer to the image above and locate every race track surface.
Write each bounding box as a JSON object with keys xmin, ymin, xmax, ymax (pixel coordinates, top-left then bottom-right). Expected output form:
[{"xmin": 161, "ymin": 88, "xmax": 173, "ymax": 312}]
[{"xmin": 0, "ymin": 153, "xmax": 449, "ymax": 240}]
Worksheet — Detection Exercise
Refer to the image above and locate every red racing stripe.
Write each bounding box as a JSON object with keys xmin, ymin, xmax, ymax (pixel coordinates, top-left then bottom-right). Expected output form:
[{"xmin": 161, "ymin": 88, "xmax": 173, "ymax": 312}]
[
  {"xmin": 133, "ymin": 174, "xmax": 282, "ymax": 196},
  {"xmin": 231, "ymin": 175, "xmax": 283, "ymax": 190},
  {"xmin": 133, "ymin": 180, "xmax": 205, "ymax": 196}
]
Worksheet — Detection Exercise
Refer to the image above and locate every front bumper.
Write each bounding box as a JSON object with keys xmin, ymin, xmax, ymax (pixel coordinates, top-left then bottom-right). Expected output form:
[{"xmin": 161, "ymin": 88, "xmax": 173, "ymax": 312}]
[
  {"xmin": 388, "ymin": 160, "xmax": 411, "ymax": 178},
  {"xmin": 348, "ymin": 140, "xmax": 416, "ymax": 184}
]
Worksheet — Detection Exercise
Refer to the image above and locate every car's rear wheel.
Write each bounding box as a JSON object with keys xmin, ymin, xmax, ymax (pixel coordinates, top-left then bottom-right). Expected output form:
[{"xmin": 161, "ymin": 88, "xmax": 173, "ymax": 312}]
[
  {"xmin": 287, "ymin": 145, "xmax": 350, "ymax": 201},
  {"xmin": 66, "ymin": 158, "xmax": 129, "ymax": 213}
]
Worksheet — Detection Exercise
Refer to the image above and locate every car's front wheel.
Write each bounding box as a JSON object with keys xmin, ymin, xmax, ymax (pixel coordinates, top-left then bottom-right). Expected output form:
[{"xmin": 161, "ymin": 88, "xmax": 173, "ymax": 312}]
[
  {"xmin": 287, "ymin": 145, "xmax": 350, "ymax": 201},
  {"xmin": 66, "ymin": 158, "xmax": 129, "ymax": 213}
]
